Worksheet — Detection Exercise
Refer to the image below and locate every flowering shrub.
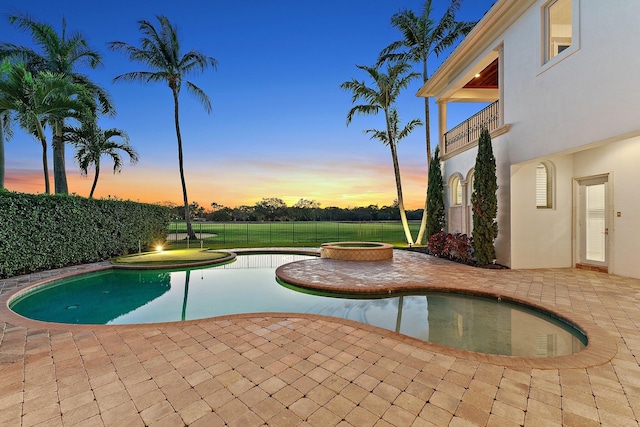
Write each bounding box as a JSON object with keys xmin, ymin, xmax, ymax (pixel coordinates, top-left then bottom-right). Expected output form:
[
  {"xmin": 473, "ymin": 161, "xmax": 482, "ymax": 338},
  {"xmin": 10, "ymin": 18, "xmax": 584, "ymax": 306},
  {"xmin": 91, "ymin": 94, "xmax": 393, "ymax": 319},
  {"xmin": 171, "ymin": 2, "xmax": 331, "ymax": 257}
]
[
  {"xmin": 428, "ymin": 231, "xmax": 447, "ymax": 257},
  {"xmin": 428, "ymin": 231, "xmax": 474, "ymax": 264},
  {"xmin": 445, "ymin": 233, "xmax": 473, "ymax": 264}
]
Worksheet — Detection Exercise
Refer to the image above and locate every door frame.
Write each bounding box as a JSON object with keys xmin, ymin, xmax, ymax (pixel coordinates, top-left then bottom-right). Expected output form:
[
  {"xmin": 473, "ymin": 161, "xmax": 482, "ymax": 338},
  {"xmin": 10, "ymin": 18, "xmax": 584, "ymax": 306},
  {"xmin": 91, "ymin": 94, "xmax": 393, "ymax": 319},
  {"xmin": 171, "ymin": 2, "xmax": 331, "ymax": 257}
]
[{"xmin": 573, "ymin": 173, "xmax": 612, "ymax": 272}]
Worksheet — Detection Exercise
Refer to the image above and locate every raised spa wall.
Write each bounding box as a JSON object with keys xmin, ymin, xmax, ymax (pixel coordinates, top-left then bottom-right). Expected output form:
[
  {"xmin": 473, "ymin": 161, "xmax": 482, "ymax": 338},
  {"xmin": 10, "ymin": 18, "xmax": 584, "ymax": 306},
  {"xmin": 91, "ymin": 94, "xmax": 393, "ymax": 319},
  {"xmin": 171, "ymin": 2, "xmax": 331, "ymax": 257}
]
[{"xmin": 320, "ymin": 242, "xmax": 393, "ymax": 261}]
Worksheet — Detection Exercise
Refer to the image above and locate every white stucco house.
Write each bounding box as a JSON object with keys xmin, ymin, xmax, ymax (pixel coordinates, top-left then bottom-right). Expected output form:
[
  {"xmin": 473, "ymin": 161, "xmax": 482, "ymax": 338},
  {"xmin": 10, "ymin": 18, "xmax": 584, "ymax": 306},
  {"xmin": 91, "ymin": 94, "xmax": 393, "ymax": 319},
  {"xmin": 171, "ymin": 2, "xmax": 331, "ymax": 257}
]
[{"xmin": 417, "ymin": 0, "xmax": 640, "ymax": 278}]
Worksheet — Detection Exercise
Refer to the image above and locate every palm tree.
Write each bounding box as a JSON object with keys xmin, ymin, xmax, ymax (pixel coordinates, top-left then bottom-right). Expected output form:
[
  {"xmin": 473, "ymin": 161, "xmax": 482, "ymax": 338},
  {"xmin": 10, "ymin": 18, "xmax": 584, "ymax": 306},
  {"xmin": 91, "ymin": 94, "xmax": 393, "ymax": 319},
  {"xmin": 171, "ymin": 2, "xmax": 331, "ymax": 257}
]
[
  {"xmin": 340, "ymin": 62, "xmax": 421, "ymax": 244},
  {"xmin": 0, "ymin": 111, "xmax": 13, "ymax": 190},
  {"xmin": 66, "ymin": 121, "xmax": 138, "ymax": 198},
  {"xmin": 109, "ymin": 15, "xmax": 217, "ymax": 240},
  {"xmin": 379, "ymin": 0, "xmax": 476, "ymax": 244},
  {"xmin": 0, "ymin": 63, "xmax": 88, "ymax": 194},
  {"xmin": 0, "ymin": 62, "xmax": 14, "ymax": 190},
  {"xmin": 0, "ymin": 13, "xmax": 115, "ymax": 194}
]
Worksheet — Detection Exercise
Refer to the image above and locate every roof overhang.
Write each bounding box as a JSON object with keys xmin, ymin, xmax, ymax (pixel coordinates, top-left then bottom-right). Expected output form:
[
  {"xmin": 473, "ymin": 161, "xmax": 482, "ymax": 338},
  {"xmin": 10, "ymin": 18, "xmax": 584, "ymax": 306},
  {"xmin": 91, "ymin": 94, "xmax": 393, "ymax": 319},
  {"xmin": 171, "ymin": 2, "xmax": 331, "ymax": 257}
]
[{"xmin": 417, "ymin": 0, "xmax": 537, "ymax": 100}]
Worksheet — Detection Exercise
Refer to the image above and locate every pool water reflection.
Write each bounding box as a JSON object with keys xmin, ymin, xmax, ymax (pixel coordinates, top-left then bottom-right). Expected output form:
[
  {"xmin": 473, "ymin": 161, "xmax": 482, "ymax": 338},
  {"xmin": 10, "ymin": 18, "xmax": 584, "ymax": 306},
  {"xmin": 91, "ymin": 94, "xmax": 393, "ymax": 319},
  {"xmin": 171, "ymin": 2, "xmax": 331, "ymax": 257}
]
[{"xmin": 10, "ymin": 254, "xmax": 586, "ymax": 357}]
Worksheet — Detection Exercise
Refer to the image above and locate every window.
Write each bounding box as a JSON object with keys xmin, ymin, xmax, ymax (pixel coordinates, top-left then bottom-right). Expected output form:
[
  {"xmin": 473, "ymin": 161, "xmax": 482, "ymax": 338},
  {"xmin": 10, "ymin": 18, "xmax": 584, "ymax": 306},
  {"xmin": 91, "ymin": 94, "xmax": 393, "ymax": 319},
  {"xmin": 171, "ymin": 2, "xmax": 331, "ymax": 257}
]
[
  {"xmin": 536, "ymin": 162, "xmax": 553, "ymax": 208},
  {"xmin": 466, "ymin": 171, "xmax": 475, "ymax": 205},
  {"xmin": 545, "ymin": 0, "xmax": 572, "ymax": 62},
  {"xmin": 451, "ymin": 176, "xmax": 463, "ymax": 205}
]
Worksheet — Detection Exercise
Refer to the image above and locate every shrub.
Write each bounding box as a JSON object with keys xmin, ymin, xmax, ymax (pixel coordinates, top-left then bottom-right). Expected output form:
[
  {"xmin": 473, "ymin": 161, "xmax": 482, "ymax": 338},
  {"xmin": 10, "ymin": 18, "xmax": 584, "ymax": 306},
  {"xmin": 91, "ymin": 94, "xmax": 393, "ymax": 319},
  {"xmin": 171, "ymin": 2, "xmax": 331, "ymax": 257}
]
[
  {"xmin": 425, "ymin": 146, "xmax": 445, "ymax": 239},
  {"xmin": 0, "ymin": 190, "xmax": 171, "ymax": 278},
  {"xmin": 428, "ymin": 231, "xmax": 473, "ymax": 264},
  {"xmin": 445, "ymin": 233, "xmax": 473, "ymax": 264},
  {"xmin": 472, "ymin": 127, "xmax": 498, "ymax": 265},
  {"xmin": 428, "ymin": 231, "xmax": 447, "ymax": 257}
]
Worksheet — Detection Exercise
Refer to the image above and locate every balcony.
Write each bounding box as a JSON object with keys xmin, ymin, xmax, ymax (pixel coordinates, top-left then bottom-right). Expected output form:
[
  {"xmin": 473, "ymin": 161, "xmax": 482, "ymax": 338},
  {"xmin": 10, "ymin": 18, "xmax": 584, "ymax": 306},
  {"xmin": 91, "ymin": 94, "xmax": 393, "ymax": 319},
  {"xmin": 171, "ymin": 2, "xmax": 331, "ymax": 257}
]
[{"xmin": 443, "ymin": 100, "xmax": 501, "ymax": 156}]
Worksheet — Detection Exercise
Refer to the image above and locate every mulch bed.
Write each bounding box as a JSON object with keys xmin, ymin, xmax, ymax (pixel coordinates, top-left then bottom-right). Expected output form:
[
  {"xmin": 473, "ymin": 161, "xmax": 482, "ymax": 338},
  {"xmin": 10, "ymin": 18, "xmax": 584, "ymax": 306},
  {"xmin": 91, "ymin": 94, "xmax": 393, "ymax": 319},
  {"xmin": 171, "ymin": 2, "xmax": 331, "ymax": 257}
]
[{"xmin": 405, "ymin": 247, "xmax": 509, "ymax": 269}]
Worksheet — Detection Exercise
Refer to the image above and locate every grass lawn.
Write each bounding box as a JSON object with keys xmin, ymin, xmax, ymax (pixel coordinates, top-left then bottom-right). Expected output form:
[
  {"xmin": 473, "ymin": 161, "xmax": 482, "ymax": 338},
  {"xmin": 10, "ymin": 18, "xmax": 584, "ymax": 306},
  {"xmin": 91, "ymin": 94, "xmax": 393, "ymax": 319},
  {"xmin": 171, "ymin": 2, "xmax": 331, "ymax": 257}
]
[
  {"xmin": 164, "ymin": 242, "xmax": 414, "ymax": 251},
  {"xmin": 112, "ymin": 249, "xmax": 231, "ymax": 266},
  {"xmin": 167, "ymin": 221, "xmax": 421, "ymax": 246}
]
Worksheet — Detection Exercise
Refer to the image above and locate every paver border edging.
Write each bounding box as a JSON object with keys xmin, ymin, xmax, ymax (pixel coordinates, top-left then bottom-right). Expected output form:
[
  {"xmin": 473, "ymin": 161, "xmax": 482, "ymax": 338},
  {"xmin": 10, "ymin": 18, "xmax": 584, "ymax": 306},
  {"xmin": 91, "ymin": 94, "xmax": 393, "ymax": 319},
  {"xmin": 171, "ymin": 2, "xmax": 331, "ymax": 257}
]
[
  {"xmin": 275, "ymin": 257, "xmax": 618, "ymax": 370},
  {"xmin": 1, "ymin": 250, "xmax": 618, "ymax": 370},
  {"xmin": 110, "ymin": 251, "xmax": 236, "ymax": 270}
]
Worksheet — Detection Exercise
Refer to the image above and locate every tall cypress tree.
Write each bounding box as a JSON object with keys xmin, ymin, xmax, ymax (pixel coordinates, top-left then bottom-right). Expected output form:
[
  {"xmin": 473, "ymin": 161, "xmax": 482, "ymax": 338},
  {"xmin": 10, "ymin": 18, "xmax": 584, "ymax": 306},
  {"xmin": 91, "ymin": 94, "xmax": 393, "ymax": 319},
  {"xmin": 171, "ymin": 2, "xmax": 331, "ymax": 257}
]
[
  {"xmin": 425, "ymin": 146, "xmax": 445, "ymax": 239},
  {"xmin": 471, "ymin": 127, "xmax": 498, "ymax": 264}
]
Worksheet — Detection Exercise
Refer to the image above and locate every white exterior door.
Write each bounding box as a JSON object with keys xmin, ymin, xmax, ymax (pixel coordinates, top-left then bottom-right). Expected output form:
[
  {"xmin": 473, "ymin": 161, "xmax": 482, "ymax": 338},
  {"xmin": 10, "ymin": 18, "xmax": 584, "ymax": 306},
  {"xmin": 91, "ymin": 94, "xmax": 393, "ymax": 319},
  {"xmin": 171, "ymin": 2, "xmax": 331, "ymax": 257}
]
[{"xmin": 576, "ymin": 175, "xmax": 609, "ymax": 269}]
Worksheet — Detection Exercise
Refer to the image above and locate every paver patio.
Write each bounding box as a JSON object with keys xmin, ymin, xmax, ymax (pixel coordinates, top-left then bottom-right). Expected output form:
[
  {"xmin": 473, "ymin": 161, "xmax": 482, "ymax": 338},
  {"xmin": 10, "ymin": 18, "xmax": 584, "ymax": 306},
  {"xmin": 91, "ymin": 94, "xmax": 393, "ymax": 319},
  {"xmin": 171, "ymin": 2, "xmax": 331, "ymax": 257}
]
[{"xmin": 1, "ymin": 250, "xmax": 639, "ymax": 426}]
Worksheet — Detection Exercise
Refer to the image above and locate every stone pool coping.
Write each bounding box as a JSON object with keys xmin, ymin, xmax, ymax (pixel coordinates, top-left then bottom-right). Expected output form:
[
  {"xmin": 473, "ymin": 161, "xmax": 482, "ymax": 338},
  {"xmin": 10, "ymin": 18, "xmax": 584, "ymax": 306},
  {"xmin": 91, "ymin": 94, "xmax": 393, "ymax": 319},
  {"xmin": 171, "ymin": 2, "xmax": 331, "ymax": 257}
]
[
  {"xmin": 1, "ymin": 248, "xmax": 639, "ymax": 426},
  {"xmin": 275, "ymin": 250, "xmax": 617, "ymax": 370},
  {"xmin": 3, "ymin": 248, "xmax": 616, "ymax": 370},
  {"xmin": 110, "ymin": 250, "xmax": 236, "ymax": 270}
]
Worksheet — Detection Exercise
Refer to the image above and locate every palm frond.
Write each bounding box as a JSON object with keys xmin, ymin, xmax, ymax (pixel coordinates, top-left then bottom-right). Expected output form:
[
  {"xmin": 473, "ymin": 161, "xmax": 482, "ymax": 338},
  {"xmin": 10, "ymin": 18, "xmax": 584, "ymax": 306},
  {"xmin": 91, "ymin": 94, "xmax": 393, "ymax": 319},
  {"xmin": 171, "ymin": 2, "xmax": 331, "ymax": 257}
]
[
  {"xmin": 339, "ymin": 78, "xmax": 379, "ymax": 105},
  {"xmin": 378, "ymin": 41, "xmax": 406, "ymax": 65},
  {"xmin": 364, "ymin": 128, "xmax": 390, "ymax": 146},
  {"xmin": 64, "ymin": 32, "xmax": 103, "ymax": 69},
  {"xmin": 73, "ymin": 74, "xmax": 116, "ymax": 116},
  {"xmin": 179, "ymin": 50, "xmax": 218, "ymax": 74},
  {"xmin": 345, "ymin": 104, "xmax": 379, "ymax": 125},
  {"xmin": 8, "ymin": 14, "xmax": 58, "ymax": 54},
  {"xmin": 398, "ymin": 118, "xmax": 423, "ymax": 141},
  {"xmin": 433, "ymin": 20, "xmax": 477, "ymax": 56},
  {"xmin": 112, "ymin": 71, "xmax": 167, "ymax": 84},
  {"xmin": 110, "ymin": 15, "xmax": 216, "ymax": 115},
  {"xmin": 70, "ymin": 120, "xmax": 138, "ymax": 176},
  {"xmin": 184, "ymin": 81, "xmax": 212, "ymax": 113},
  {"xmin": 0, "ymin": 43, "xmax": 41, "ymax": 67}
]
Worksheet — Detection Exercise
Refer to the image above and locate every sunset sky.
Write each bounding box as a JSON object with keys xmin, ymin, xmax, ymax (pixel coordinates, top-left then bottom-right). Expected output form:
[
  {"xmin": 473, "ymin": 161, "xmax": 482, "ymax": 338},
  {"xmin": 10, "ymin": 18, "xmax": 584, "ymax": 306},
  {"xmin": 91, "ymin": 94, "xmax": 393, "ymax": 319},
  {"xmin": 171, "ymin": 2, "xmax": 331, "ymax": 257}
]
[{"xmin": 1, "ymin": 0, "xmax": 493, "ymax": 210}]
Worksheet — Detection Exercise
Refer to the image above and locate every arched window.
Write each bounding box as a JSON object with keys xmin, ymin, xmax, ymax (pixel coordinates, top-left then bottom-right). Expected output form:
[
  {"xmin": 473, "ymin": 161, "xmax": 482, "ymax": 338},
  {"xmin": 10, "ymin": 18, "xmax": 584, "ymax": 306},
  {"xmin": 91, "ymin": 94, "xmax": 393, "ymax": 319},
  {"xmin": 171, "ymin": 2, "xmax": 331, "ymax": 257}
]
[
  {"xmin": 466, "ymin": 170, "xmax": 475, "ymax": 205},
  {"xmin": 466, "ymin": 170, "xmax": 475, "ymax": 234},
  {"xmin": 451, "ymin": 176, "xmax": 463, "ymax": 206},
  {"xmin": 536, "ymin": 162, "xmax": 553, "ymax": 208}
]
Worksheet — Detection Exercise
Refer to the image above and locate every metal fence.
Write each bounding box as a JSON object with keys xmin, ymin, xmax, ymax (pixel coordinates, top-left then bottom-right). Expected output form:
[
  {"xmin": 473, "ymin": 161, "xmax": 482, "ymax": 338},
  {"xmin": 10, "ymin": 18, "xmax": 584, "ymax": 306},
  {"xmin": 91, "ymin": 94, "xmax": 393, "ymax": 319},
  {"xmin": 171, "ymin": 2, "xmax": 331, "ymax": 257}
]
[
  {"xmin": 166, "ymin": 221, "xmax": 421, "ymax": 245},
  {"xmin": 444, "ymin": 100, "xmax": 500, "ymax": 155}
]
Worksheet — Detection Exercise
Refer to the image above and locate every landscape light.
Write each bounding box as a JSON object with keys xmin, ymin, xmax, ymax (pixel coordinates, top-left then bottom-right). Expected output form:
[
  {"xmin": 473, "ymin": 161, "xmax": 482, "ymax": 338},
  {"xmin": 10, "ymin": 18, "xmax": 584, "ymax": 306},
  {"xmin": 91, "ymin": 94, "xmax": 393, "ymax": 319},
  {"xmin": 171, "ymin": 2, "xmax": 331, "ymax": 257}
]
[{"xmin": 156, "ymin": 245, "xmax": 163, "ymax": 252}]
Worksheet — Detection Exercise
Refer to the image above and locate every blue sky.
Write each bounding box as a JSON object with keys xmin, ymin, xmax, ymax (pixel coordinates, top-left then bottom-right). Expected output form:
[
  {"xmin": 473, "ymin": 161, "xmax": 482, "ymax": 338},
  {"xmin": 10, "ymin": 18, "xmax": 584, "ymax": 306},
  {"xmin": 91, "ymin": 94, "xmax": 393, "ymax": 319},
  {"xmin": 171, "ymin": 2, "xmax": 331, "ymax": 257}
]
[{"xmin": 1, "ymin": 0, "xmax": 494, "ymax": 209}]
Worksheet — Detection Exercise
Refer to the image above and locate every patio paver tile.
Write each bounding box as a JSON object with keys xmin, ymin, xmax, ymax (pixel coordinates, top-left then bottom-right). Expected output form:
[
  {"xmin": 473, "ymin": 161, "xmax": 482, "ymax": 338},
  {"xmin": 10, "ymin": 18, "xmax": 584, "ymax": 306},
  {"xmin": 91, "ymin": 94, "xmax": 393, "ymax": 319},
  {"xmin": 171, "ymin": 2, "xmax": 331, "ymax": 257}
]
[{"xmin": 3, "ymin": 250, "xmax": 640, "ymax": 426}]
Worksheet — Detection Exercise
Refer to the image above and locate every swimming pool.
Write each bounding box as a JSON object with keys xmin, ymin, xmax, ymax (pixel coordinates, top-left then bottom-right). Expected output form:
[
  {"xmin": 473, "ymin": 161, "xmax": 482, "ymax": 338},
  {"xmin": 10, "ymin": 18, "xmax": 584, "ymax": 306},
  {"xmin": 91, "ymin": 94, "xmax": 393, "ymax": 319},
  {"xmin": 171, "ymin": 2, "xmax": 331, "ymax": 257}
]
[{"xmin": 10, "ymin": 253, "xmax": 586, "ymax": 357}]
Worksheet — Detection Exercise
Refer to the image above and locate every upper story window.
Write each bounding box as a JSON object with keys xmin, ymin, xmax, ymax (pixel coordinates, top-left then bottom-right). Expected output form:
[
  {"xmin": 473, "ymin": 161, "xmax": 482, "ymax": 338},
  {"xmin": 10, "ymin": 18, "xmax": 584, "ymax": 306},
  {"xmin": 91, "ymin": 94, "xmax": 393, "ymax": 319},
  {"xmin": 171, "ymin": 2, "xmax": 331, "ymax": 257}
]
[
  {"xmin": 536, "ymin": 162, "xmax": 554, "ymax": 209},
  {"xmin": 451, "ymin": 176, "xmax": 463, "ymax": 206},
  {"xmin": 544, "ymin": 0, "xmax": 573, "ymax": 62}
]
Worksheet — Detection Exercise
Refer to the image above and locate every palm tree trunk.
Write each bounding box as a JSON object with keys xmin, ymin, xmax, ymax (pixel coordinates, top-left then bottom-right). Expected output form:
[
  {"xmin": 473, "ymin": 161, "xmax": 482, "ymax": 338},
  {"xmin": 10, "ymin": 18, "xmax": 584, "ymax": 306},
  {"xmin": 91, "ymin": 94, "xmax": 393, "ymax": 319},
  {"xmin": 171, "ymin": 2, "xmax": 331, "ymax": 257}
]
[
  {"xmin": 89, "ymin": 163, "xmax": 100, "ymax": 198},
  {"xmin": 53, "ymin": 122, "xmax": 69, "ymax": 194},
  {"xmin": 384, "ymin": 109, "xmax": 414, "ymax": 245},
  {"xmin": 40, "ymin": 137, "xmax": 50, "ymax": 194},
  {"xmin": 172, "ymin": 89, "xmax": 196, "ymax": 240},
  {"xmin": 35, "ymin": 122, "xmax": 50, "ymax": 194},
  {"xmin": 416, "ymin": 62, "xmax": 431, "ymax": 245},
  {"xmin": 0, "ymin": 116, "xmax": 5, "ymax": 189},
  {"xmin": 389, "ymin": 141, "xmax": 414, "ymax": 245}
]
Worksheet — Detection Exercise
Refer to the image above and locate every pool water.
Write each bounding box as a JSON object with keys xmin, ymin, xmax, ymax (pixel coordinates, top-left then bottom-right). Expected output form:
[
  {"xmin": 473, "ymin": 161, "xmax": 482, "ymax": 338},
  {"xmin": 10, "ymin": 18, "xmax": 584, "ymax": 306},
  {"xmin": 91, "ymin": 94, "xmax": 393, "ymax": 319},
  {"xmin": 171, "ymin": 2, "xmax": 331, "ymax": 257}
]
[{"xmin": 11, "ymin": 253, "xmax": 586, "ymax": 357}]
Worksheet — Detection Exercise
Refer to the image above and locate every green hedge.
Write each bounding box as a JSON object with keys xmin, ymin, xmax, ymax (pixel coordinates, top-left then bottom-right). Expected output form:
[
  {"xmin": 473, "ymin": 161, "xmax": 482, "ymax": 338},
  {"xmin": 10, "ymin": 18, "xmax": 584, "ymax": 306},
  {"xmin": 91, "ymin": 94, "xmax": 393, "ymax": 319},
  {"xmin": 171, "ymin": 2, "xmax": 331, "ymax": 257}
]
[{"xmin": 0, "ymin": 191, "xmax": 171, "ymax": 278}]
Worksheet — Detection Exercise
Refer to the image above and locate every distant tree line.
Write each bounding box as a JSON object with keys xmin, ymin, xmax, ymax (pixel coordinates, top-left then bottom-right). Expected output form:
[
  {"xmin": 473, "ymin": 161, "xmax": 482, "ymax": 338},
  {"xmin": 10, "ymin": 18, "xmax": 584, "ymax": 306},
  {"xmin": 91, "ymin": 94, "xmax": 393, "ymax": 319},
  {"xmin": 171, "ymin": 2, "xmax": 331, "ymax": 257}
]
[{"xmin": 161, "ymin": 198, "xmax": 423, "ymax": 222}]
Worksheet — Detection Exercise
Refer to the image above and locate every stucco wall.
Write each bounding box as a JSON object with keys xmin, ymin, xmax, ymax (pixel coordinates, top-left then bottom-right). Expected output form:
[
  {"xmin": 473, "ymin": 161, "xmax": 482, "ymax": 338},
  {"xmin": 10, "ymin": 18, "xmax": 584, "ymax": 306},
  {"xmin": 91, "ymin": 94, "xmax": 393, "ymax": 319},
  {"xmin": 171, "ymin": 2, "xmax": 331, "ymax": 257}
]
[
  {"xmin": 510, "ymin": 137, "xmax": 640, "ymax": 278},
  {"xmin": 573, "ymin": 137, "xmax": 640, "ymax": 278},
  {"xmin": 511, "ymin": 155, "xmax": 574, "ymax": 269},
  {"xmin": 438, "ymin": 0, "xmax": 640, "ymax": 276},
  {"xmin": 500, "ymin": 0, "xmax": 640, "ymax": 164}
]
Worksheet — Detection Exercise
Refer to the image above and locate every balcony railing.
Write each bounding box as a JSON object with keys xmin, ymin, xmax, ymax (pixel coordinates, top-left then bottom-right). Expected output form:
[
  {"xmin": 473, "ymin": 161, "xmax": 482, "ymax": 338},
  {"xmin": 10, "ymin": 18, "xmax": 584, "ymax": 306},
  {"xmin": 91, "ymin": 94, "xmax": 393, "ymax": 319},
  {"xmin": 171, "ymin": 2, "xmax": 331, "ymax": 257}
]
[{"xmin": 444, "ymin": 100, "xmax": 500, "ymax": 155}]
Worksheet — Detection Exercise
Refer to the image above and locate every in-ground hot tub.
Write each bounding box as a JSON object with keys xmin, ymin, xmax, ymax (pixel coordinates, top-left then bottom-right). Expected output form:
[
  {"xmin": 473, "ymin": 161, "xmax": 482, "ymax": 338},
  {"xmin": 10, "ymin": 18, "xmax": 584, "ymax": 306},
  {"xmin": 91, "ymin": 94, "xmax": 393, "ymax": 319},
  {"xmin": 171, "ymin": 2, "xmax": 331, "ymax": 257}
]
[{"xmin": 320, "ymin": 241, "xmax": 393, "ymax": 261}]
